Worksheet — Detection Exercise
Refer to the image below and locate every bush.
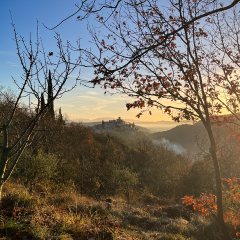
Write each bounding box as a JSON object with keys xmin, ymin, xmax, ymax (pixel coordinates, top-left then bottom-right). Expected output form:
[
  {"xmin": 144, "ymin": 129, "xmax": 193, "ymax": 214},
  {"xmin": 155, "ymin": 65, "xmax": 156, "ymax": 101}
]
[
  {"xmin": 14, "ymin": 149, "xmax": 58, "ymax": 189},
  {"xmin": 113, "ymin": 168, "xmax": 139, "ymax": 203}
]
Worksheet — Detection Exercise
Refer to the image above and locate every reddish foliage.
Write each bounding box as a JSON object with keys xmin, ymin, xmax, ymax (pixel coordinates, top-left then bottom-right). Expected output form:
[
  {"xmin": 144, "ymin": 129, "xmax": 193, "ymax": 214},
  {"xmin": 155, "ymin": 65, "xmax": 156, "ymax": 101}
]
[
  {"xmin": 183, "ymin": 177, "xmax": 240, "ymax": 236},
  {"xmin": 182, "ymin": 194, "xmax": 217, "ymax": 217}
]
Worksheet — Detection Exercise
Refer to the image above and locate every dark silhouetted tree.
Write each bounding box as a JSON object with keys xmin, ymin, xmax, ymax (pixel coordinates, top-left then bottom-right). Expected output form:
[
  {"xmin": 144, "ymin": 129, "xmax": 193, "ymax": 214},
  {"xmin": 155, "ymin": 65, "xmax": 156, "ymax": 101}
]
[
  {"xmin": 47, "ymin": 70, "xmax": 54, "ymax": 119},
  {"xmin": 40, "ymin": 92, "xmax": 45, "ymax": 112}
]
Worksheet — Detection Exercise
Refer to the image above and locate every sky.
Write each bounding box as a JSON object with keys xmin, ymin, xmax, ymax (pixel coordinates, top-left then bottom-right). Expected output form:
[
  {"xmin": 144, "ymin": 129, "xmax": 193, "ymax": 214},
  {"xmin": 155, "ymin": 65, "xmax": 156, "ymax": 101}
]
[
  {"xmin": 1, "ymin": 0, "xmax": 235, "ymax": 125},
  {"xmin": 0, "ymin": 0, "xmax": 180, "ymax": 123}
]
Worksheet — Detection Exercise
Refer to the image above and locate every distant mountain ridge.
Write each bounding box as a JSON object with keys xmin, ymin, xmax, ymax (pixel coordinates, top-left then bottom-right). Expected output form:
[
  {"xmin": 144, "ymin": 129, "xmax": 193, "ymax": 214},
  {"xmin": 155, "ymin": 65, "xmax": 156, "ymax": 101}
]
[
  {"xmin": 74, "ymin": 117, "xmax": 191, "ymax": 124},
  {"xmin": 77, "ymin": 117, "xmax": 192, "ymax": 133},
  {"xmin": 73, "ymin": 117, "xmax": 139, "ymax": 123}
]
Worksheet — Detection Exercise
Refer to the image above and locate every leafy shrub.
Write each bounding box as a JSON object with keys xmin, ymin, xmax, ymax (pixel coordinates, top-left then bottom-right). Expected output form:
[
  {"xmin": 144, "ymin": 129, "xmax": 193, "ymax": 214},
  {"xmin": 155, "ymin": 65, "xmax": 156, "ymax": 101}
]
[
  {"xmin": 15, "ymin": 148, "xmax": 58, "ymax": 189},
  {"xmin": 113, "ymin": 168, "xmax": 138, "ymax": 203}
]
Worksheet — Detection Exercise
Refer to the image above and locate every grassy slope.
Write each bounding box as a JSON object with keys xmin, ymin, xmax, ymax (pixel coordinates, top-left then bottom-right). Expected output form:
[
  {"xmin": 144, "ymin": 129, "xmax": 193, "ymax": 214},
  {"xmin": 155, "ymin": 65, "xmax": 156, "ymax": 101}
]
[{"xmin": 0, "ymin": 181, "xmax": 224, "ymax": 240}]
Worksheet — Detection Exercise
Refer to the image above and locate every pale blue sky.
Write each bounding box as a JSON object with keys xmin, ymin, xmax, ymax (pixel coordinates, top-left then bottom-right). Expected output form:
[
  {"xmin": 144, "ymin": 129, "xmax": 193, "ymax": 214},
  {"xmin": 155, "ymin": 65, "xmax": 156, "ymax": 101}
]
[
  {"xmin": 0, "ymin": 0, "xmax": 171, "ymax": 122},
  {"xmin": 1, "ymin": 0, "xmax": 235, "ymax": 123},
  {"xmin": 0, "ymin": 0, "xmax": 176, "ymax": 122}
]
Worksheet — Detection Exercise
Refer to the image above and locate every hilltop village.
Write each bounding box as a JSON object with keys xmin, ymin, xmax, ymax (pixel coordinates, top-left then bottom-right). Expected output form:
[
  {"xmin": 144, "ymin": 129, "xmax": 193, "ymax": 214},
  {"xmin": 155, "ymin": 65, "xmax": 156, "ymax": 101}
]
[{"xmin": 92, "ymin": 117, "xmax": 139, "ymax": 134}]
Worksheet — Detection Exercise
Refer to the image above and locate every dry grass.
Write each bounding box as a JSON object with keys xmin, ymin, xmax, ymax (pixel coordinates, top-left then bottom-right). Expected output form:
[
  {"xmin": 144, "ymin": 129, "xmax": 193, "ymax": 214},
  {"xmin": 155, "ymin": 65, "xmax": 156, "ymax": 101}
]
[
  {"xmin": 0, "ymin": 181, "xmax": 230, "ymax": 240},
  {"xmin": 0, "ymin": 182, "xmax": 134, "ymax": 239}
]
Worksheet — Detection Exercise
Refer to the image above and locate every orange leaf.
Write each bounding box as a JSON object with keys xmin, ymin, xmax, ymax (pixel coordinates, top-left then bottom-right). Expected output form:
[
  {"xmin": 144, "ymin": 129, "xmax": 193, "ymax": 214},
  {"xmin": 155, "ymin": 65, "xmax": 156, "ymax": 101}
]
[{"xmin": 233, "ymin": 177, "xmax": 238, "ymax": 182}]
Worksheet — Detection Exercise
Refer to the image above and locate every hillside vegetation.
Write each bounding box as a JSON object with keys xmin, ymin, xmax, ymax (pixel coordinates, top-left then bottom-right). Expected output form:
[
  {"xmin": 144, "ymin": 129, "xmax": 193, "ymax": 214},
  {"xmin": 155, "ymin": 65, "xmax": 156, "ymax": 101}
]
[{"xmin": 1, "ymin": 100, "xmax": 240, "ymax": 238}]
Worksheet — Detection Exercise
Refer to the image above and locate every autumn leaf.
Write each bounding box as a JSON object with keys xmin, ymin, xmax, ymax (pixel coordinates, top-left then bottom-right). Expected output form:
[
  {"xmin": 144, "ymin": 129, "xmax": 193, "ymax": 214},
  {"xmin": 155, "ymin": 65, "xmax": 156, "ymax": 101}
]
[
  {"xmin": 136, "ymin": 113, "xmax": 142, "ymax": 118},
  {"xmin": 233, "ymin": 177, "xmax": 238, "ymax": 182},
  {"xmin": 114, "ymin": 11, "xmax": 118, "ymax": 18},
  {"xmin": 49, "ymin": 52, "xmax": 53, "ymax": 56}
]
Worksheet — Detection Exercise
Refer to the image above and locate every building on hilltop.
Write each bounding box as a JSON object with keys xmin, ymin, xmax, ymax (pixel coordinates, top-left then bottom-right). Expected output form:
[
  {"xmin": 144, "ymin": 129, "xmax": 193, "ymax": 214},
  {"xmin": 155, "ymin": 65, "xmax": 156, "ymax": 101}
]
[{"xmin": 93, "ymin": 117, "xmax": 138, "ymax": 134}]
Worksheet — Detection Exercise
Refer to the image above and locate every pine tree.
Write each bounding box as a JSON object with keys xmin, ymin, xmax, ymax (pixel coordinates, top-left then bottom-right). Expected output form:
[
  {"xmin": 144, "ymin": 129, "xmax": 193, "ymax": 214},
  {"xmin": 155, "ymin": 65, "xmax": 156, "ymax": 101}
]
[
  {"xmin": 47, "ymin": 70, "xmax": 54, "ymax": 119},
  {"xmin": 58, "ymin": 107, "xmax": 64, "ymax": 125},
  {"xmin": 40, "ymin": 92, "xmax": 45, "ymax": 112}
]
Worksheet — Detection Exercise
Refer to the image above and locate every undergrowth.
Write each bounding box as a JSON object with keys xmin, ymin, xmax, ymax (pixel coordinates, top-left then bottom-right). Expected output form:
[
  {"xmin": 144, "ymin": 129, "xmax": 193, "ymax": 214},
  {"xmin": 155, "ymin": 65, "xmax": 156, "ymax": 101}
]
[{"xmin": 0, "ymin": 181, "xmax": 228, "ymax": 239}]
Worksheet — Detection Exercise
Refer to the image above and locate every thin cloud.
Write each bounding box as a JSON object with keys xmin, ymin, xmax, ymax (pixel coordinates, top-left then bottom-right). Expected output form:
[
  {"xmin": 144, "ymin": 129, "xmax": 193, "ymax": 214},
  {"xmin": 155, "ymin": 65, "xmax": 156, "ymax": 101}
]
[
  {"xmin": 93, "ymin": 105, "xmax": 111, "ymax": 113},
  {"xmin": 77, "ymin": 95, "xmax": 97, "ymax": 99},
  {"xmin": 59, "ymin": 103, "xmax": 75, "ymax": 108},
  {"xmin": 77, "ymin": 95, "xmax": 117, "ymax": 104},
  {"xmin": 1, "ymin": 51, "xmax": 15, "ymax": 56},
  {"xmin": 87, "ymin": 91, "xmax": 98, "ymax": 95},
  {"xmin": 101, "ymin": 99, "xmax": 117, "ymax": 104},
  {"xmin": 6, "ymin": 62, "xmax": 19, "ymax": 67},
  {"xmin": 68, "ymin": 75, "xmax": 78, "ymax": 78},
  {"xmin": 93, "ymin": 105, "xmax": 106, "ymax": 111},
  {"xmin": 76, "ymin": 106, "xmax": 92, "ymax": 111}
]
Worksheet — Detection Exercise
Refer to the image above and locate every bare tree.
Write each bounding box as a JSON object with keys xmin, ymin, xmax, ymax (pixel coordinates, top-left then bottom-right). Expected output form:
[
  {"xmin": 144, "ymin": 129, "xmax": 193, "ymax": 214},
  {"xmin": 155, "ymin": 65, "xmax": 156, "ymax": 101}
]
[
  {"xmin": 0, "ymin": 22, "xmax": 80, "ymax": 200},
  {"xmin": 45, "ymin": 0, "xmax": 239, "ymax": 31}
]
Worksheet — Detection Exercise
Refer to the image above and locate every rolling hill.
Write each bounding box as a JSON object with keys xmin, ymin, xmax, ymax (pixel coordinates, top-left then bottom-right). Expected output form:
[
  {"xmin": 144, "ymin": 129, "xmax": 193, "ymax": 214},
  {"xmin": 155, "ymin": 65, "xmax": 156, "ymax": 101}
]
[{"xmin": 150, "ymin": 121, "xmax": 207, "ymax": 154}]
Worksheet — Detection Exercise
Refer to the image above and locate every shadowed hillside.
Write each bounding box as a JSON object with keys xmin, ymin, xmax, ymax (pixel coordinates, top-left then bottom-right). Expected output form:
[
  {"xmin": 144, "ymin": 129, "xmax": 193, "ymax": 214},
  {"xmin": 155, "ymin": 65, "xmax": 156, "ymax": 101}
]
[{"xmin": 150, "ymin": 121, "xmax": 207, "ymax": 154}]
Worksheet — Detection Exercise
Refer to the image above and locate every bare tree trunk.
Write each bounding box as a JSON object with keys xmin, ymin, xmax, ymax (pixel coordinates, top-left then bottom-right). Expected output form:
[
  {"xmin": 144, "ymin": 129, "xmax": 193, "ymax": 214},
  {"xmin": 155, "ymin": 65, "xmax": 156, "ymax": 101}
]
[{"xmin": 205, "ymin": 123, "xmax": 231, "ymax": 240}]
